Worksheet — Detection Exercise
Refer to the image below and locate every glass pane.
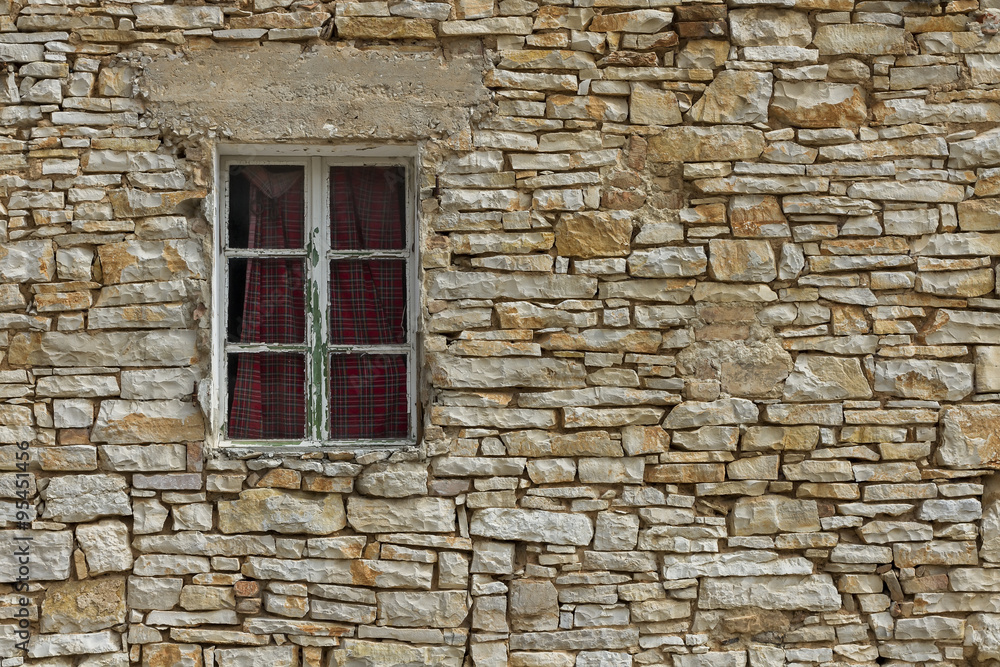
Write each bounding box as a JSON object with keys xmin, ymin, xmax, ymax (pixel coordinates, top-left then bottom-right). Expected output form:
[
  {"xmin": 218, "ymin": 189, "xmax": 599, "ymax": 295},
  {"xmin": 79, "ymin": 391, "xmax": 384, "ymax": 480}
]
[
  {"xmin": 228, "ymin": 258, "xmax": 306, "ymax": 344},
  {"xmin": 330, "ymin": 354, "xmax": 408, "ymax": 439},
  {"xmin": 228, "ymin": 352, "xmax": 306, "ymax": 439},
  {"xmin": 330, "ymin": 166, "xmax": 406, "ymax": 250},
  {"xmin": 329, "ymin": 259, "xmax": 406, "ymax": 345},
  {"xmin": 228, "ymin": 165, "xmax": 305, "ymax": 249}
]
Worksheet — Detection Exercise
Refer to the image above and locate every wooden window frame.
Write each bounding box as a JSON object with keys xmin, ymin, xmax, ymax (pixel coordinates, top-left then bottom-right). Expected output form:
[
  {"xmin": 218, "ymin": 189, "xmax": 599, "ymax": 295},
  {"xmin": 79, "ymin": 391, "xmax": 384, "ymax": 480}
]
[{"xmin": 212, "ymin": 146, "xmax": 418, "ymax": 451}]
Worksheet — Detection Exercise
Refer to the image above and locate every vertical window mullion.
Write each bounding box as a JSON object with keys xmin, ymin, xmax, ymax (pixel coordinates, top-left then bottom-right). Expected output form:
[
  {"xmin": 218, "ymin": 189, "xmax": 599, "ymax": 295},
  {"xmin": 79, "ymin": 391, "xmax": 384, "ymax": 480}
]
[
  {"xmin": 217, "ymin": 160, "xmax": 230, "ymax": 442},
  {"xmin": 312, "ymin": 156, "xmax": 330, "ymax": 442},
  {"xmin": 406, "ymin": 159, "xmax": 417, "ymax": 441}
]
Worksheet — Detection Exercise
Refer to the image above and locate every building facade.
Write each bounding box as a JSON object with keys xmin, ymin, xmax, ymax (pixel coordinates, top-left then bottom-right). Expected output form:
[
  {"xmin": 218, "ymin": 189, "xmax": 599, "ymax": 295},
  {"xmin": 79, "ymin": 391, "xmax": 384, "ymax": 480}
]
[{"xmin": 0, "ymin": 0, "xmax": 999, "ymax": 665}]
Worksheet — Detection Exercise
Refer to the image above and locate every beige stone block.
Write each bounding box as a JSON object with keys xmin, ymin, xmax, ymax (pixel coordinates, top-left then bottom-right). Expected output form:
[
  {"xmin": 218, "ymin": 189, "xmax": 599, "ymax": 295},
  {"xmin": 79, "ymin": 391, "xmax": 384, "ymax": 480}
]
[
  {"xmin": 554, "ymin": 211, "xmax": 632, "ymax": 258},
  {"xmin": 218, "ymin": 489, "xmax": 346, "ymax": 535},
  {"xmin": 629, "ymin": 83, "xmax": 682, "ymax": 125}
]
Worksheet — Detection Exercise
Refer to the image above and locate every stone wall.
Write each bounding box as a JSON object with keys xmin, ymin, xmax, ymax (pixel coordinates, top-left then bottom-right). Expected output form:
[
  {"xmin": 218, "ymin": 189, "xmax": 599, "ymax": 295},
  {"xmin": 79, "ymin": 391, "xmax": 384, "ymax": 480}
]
[{"xmin": 0, "ymin": 0, "xmax": 999, "ymax": 665}]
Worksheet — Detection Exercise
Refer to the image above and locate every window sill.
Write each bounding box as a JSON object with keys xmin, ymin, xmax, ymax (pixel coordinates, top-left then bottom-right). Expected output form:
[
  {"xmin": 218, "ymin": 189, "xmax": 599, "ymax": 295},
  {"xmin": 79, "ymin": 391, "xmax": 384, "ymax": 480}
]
[{"xmin": 217, "ymin": 439, "xmax": 420, "ymax": 457}]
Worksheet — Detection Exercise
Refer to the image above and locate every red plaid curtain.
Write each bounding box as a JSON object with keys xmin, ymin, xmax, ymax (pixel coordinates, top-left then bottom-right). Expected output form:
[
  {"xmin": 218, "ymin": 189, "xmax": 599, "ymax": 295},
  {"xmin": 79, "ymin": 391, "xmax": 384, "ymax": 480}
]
[
  {"xmin": 228, "ymin": 166, "xmax": 306, "ymax": 439},
  {"xmin": 329, "ymin": 167, "xmax": 408, "ymax": 439}
]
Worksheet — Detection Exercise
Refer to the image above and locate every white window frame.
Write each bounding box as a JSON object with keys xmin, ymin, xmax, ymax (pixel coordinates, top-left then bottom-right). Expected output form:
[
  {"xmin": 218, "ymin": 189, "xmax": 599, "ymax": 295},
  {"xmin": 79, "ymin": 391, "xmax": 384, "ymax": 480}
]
[{"xmin": 212, "ymin": 145, "xmax": 419, "ymax": 450}]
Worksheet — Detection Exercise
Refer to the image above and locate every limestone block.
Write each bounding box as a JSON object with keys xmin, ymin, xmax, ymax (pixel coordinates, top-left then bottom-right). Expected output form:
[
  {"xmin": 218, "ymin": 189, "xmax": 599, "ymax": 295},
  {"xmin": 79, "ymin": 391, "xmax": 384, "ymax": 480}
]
[
  {"xmin": 938, "ymin": 404, "xmax": 1000, "ymax": 468},
  {"xmin": 959, "ymin": 198, "xmax": 1000, "ymax": 231},
  {"xmin": 77, "ymin": 519, "xmax": 133, "ymax": 574},
  {"xmin": 471, "ymin": 539, "xmax": 515, "ymax": 575},
  {"xmin": 470, "ymin": 508, "xmax": 594, "ymax": 545},
  {"xmin": 576, "ymin": 652, "xmax": 633, "ymax": 667},
  {"xmin": 783, "ymin": 355, "xmax": 872, "ymax": 401},
  {"xmin": 894, "ymin": 540, "xmax": 978, "ymax": 567},
  {"xmin": 128, "ymin": 577, "xmax": 183, "ymax": 611},
  {"xmin": 376, "ymin": 591, "xmax": 468, "ymax": 627},
  {"xmin": 919, "ymin": 498, "xmax": 982, "ymax": 523},
  {"xmin": 134, "ymin": 5, "xmax": 224, "ymax": 28},
  {"xmin": 90, "ymin": 400, "xmax": 204, "ymax": 444},
  {"xmin": 56, "ymin": 247, "xmax": 94, "ymax": 281},
  {"xmin": 219, "ymin": 489, "xmax": 345, "ymax": 535},
  {"xmin": 53, "ymin": 398, "xmax": 94, "ymax": 429},
  {"xmin": 36, "ymin": 375, "xmax": 119, "ymax": 398},
  {"xmin": 672, "ymin": 426, "xmax": 738, "ymax": 451},
  {"xmin": 674, "ymin": 653, "xmax": 746, "ymax": 667},
  {"xmin": 949, "ymin": 128, "xmax": 1000, "ymax": 169},
  {"xmin": 328, "ymin": 640, "xmax": 463, "ymax": 667},
  {"xmin": 873, "ymin": 360, "xmax": 974, "ymax": 401},
  {"xmin": 579, "ymin": 457, "xmax": 644, "ymax": 484},
  {"xmin": 708, "ymin": 239, "xmax": 776, "ymax": 282},
  {"xmin": 977, "ymin": 347, "xmax": 1000, "ymax": 393},
  {"xmin": 663, "ymin": 398, "xmax": 758, "ymax": 428},
  {"xmin": 730, "ymin": 496, "xmax": 820, "ymax": 535},
  {"xmin": 741, "ymin": 425, "xmax": 819, "ymax": 451},
  {"xmin": 629, "ymin": 83, "xmax": 682, "ymax": 125},
  {"xmin": 356, "ymin": 461, "xmax": 427, "ymax": 498},
  {"xmin": 499, "ymin": 50, "xmax": 595, "ymax": 70},
  {"xmin": 621, "ymin": 425, "xmax": 670, "ymax": 454},
  {"xmin": 429, "ymin": 353, "xmax": 586, "ymax": 389},
  {"xmin": 675, "ymin": 39, "xmax": 728, "ymax": 70},
  {"xmin": 140, "ymin": 643, "xmax": 203, "ymax": 667},
  {"xmin": 554, "ymin": 211, "xmax": 632, "ymax": 258},
  {"xmin": 647, "ymin": 126, "xmax": 766, "ymax": 162},
  {"xmin": 214, "ymin": 646, "xmax": 296, "ymax": 667},
  {"xmin": 27, "ymin": 630, "xmax": 121, "ymax": 658},
  {"xmin": 347, "ymin": 497, "xmax": 455, "ymax": 533},
  {"xmin": 700, "ymin": 574, "xmax": 841, "ymax": 611},
  {"xmin": 173, "ymin": 504, "xmax": 213, "ymax": 531},
  {"xmin": 969, "ymin": 54, "xmax": 1000, "ymax": 85},
  {"xmin": 628, "ymin": 246, "xmax": 707, "ymax": 278},
  {"xmin": 830, "ymin": 544, "xmax": 892, "ymax": 563},
  {"xmin": 967, "ymin": 614, "xmax": 1000, "ymax": 660},
  {"xmin": 97, "ymin": 239, "xmax": 206, "ymax": 284},
  {"xmin": 0, "ymin": 240, "xmax": 55, "ymax": 283},
  {"xmin": 730, "ymin": 8, "xmax": 811, "ymax": 46},
  {"xmin": 0, "ymin": 530, "xmax": 72, "ymax": 581},
  {"xmin": 133, "ymin": 498, "xmax": 169, "ymax": 535},
  {"xmin": 8, "ymin": 331, "xmax": 199, "ymax": 368},
  {"xmin": 547, "ymin": 95, "xmax": 628, "ymax": 122},
  {"xmin": 82, "ymin": 652, "xmax": 129, "ymax": 667},
  {"xmin": 427, "ymin": 271, "xmax": 596, "ymax": 299},
  {"xmin": 813, "ymin": 24, "xmax": 909, "ymax": 55},
  {"xmin": 688, "ymin": 71, "xmax": 772, "ymax": 124},
  {"xmin": 771, "ymin": 81, "xmax": 867, "ymax": 128},
  {"xmin": 40, "ymin": 577, "xmax": 126, "ymax": 633},
  {"xmin": 43, "ymin": 474, "xmax": 130, "ymax": 522},
  {"xmin": 526, "ymin": 458, "xmax": 576, "ymax": 484},
  {"xmin": 179, "ymin": 585, "xmax": 236, "ymax": 611},
  {"xmin": 594, "ymin": 512, "xmax": 640, "ymax": 551},
  {"xmin": 589, "ymin": 9, "xmax": 672, "ymax": 32},
  {"xmin": 729, "ymin": 195, "xmax": 788, "ymax": 238},
  {"xmin": 859, "ymin": 520, "xmax": 933, "ymax": 544},
  {"xmin": 439, "ymin": 552, "xmax": 470, "ymax": 590},
  {"xmin": 728, "ymin": 455, "xmax": 779, "ymax": 480},
  {"xmin": 917, "ymin": 268, "xmax": 995, "ymax": 297},
  {"xmin": 99, "ymin": 444, "xmax": 186, "ymax": 472},
  {"xmin": 509, "ymin": 628, "xmax": 638, "ymax": 651}
]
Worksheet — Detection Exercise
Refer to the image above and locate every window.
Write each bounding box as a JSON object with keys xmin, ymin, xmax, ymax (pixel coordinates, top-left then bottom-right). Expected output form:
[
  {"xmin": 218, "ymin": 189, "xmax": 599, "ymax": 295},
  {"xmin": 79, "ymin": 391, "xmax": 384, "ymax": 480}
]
[{"xmin": 216, "ymin": 152, "xmax": 416, "ymax": 446}]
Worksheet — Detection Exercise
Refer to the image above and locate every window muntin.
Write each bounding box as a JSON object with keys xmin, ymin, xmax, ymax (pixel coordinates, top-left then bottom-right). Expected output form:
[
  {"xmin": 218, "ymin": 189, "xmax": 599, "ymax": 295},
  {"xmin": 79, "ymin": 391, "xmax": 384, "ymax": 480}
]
[{"xmin": 219, "ymin": 156, "xmax": 415, "ymax": 446}]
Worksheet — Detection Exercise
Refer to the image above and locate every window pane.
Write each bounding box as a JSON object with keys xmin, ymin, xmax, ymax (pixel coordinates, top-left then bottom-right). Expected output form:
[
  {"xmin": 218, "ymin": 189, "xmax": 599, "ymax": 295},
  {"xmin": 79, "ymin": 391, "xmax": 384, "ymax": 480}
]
[
  {"xmin": 228, "ymin": 165, "xmax": 304, "ymax": 249},
  {"xmin": 228, "ymin": 352, "xmax": 306, "ymax": 439},
  {"xmin": 330, "ymin": 166, "xmax": 406, "ymax": 250},
  {"xmin": 330, "ymin": 354, "xmax": 408, "ymax": 439},
  {"xmin": 228, "ymin": 258, "xmax": 306, "ymax": 344},
  {"xmin": 329, "ymin": 259, "xmax": 406, "ymax": 345}
]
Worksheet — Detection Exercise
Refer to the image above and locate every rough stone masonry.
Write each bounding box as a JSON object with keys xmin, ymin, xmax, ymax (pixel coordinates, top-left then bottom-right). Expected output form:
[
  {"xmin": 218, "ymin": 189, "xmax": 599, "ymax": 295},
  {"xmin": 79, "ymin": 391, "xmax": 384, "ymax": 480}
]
[{"xmin": 0, "ymin": 0, "xmax": 998, "ymax": 665}]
